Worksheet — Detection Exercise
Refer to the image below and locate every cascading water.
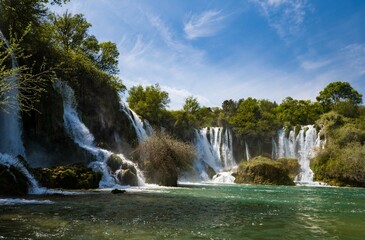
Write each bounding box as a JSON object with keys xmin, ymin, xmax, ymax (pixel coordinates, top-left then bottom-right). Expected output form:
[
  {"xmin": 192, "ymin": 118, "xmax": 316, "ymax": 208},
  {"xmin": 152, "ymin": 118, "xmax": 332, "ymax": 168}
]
[
  {"xmin": 193, "ymin": 127, "xmax": 237, "ymax": 183},
  {"xmin": 119, "ymin": 100, "xmax": 152, "ymax": 143},
  {"xmin": 0, "ymin": 30, "xmax": 25, "ymax": 157},
  {"xmin": 54, "ymin": 80, "xmax": 145, "ymax": 187},
  {"xmin": 276, "ymin": 125, "xmax": 324, "ymax": 183},
  {"xmin": 0, "ymin": 31, "xmax": 46, "ymax": 194},
  {"xmin": 245, "ymin": 142, "xmax": 251, "ymax": 161}
]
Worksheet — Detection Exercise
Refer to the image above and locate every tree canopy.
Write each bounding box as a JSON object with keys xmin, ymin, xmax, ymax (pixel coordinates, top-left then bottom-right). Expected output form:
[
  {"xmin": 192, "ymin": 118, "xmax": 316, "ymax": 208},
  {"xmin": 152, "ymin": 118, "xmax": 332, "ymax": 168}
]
[
  {"xmin": 127, "ymin": 84, "xmax": 170, "ymax": 124},
  {"xmin": 316, "ymin": 81, "xmax": 363, "ymax": 107}
]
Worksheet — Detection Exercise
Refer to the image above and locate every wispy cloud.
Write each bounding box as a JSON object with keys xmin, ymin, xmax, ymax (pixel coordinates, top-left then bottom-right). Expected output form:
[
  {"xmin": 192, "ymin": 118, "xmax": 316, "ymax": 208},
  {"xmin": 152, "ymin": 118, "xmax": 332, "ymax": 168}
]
[
  {"xmin": 184, "ymin": 10, "xmax": 226, "ymax": 40},
  {"xmin": 251, "ymin": 0, "xmax": 309, "ymax": 40},
  {"xmin": 300, "ymin": 59, "xmax": 332, "ymax": 70}
]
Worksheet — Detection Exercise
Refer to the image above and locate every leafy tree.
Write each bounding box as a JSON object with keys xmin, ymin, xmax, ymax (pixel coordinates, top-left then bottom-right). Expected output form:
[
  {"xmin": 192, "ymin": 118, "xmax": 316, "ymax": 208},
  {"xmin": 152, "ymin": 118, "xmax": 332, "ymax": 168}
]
[
  {"xmin": 97, "ymin": 41, "xmax": 119, "ymax": 74},
  {"xmin": 316, "ymin": 81, "xmax": 363, "ymax": 109},
  {"xmin": 229, "ymin": 98, "xmax": 278, "ymax": 138},
  {"xmin": 183, "ymin": 96, "xmax": 200, "ymax": 113},
  {"xmin": 0, "ymin": 0, "xmax": 69, "ymax": 37},
  {"xmin": 49, "ymin": 12, "xmax": 96, "ymax": 54},
  {"xmin": 275, "ymin": 97, "xmax": 322, "ymax": 126},
  {"xmin": 127, "ymin": 84, "xmax": 170, "ymax": 124}
]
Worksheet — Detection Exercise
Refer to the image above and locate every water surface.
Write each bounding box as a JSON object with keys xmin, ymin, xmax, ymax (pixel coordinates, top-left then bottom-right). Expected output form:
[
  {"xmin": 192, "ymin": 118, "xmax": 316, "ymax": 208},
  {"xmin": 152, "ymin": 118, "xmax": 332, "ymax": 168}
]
[{"xmin": 1, "ymin": 184, "xmax": 364, "ymax": 239}]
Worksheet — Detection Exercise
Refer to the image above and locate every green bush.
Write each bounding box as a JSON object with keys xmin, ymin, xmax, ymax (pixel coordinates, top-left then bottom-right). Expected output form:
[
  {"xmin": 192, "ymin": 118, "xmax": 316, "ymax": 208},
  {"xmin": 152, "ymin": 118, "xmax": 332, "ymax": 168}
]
[
  {"xmin": 234, "ymin": 156, "xmax": 295, "ymax": 186},
  {"xmin": 33, "ymin": 163, "xmax": 102, "ymax": 189}
]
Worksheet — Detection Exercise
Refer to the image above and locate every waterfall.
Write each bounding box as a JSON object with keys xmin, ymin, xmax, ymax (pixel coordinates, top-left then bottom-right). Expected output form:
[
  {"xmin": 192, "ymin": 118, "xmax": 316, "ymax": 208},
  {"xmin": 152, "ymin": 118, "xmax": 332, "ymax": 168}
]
[
  {"xmin": 0, "ymin": 153, "xmax": 45, "ymax": 194},
  {"xmin": 0, "ymin": 30, "xmax": 25, "ymax": 157},
  {"xmin": 54, "ymin": 80, "xmax": 145, "ymax": 187},
  {"xmin": 0, "ymin": 31, "xmax": 45, "ymax": 194},
  {"xmin": 193, "ymin": 127, "xmax": 236, "ymax": 183},
  {"xmin": 245, "ymin": 142, "xmax": 251, "ymax": 161},
  {"xmin": 276, "ymin": 125, "xmax": 324, "ymax": 183},
  {"xmin": 119, "ymin": 101, "xmax": 152, "ymax": 144}
]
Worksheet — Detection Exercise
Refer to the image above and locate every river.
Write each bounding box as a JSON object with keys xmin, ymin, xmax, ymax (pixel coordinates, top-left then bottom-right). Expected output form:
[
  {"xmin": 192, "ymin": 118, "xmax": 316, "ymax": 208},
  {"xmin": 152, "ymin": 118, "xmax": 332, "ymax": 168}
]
[{"xmin": 1, "ymin": 184, "xmax": 364, "ymax": 239}]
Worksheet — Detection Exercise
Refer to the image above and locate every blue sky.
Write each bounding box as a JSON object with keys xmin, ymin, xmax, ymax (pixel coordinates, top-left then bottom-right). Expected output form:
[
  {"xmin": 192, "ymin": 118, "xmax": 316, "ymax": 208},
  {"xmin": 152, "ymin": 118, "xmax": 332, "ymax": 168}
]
[{"xmin": 50, "ymin": 0, "xmax": 365, "ymax": 109}]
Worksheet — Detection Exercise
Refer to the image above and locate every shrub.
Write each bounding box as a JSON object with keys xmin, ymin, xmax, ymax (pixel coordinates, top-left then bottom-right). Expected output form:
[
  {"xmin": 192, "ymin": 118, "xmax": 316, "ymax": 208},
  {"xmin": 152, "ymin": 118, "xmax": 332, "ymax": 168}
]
[
  {"xmin": 234, "ymin": 156, "xmax": 295, "ymax": 186},
  {"xmin": 135, "ymin": 132, "xmax": 196, "ymax": 186}
]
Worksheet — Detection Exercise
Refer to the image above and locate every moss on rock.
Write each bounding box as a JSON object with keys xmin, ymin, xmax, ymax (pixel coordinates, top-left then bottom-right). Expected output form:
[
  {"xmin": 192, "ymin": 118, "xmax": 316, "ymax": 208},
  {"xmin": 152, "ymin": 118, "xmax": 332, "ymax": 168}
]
[
  {"xmin": 33, "ymin": 163, "xmax": 102, "ymax": 189},
  {"xmin": 234, "ymin": 156, "xmax": 296, "ymax": 186}
]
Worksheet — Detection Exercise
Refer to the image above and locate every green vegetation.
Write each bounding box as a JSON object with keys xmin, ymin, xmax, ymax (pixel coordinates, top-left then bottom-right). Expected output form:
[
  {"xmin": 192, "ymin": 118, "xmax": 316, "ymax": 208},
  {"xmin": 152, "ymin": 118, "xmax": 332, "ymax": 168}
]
[
  {"xmin": 234, "ymin": 156, "xmax": 299, "ymax": 186},
  {"xmin": 311, "ymin": 109, "xmax": 365, "ymax": 187},
  {"xmin": 127, "ymin": 84, "xmax": 169, "ymax": 125},
  {"xmin": 1, "ymin": 0, "xmax": 365, "ymax": 189},
  {"xmin": 33, "ymin": 163, "xmax": 102, "ymax": 189},
  {"xmin": 135, "ymin": 132, "xmax": 196, "ymax": 186}
]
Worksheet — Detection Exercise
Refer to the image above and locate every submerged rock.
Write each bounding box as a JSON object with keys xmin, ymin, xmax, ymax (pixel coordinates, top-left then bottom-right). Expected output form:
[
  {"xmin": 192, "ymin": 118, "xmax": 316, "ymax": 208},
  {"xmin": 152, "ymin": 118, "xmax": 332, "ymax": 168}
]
[
  {"xmin": 111, "ymin": 189, "xmax": 126, "ymax": 194},
  {"xmin": 235, "ymin": 156, "xmax": 297, "ymax": 186}
]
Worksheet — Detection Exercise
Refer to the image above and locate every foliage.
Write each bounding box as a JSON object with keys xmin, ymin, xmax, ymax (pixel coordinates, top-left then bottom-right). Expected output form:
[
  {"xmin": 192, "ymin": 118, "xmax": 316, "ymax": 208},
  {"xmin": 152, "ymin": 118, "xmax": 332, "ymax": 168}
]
[
  {"xmin": 275, "ymin": 97, "xmax": 322, "ymax": 126},
  {"xmin": 183, "ymin": 96, "xmax": 200, "ymax": 113},
  {"xmin": 48, "ymin": 11, "xmax": 120, "ymax": 75},
  {"xmin": 316, "ymin": 81, "xmax": 363, "ymax": 110},
  {"xmin": 0, "ymin": 27, "xmax": 55, "ymax": 113},
  {"xmin": 234, "ymin": 156, "xmax": 295, "ymax": 186},
  {"xmin": 127, "ymin": 84, "xmax": 169, "ymax": 124},
  {"xmin": 33, "ymin": 163, "xmax": 102, "ymax": 189},
  {"xmin": 228, "ymin": 98, "xmax": 278, "ymax": 139},
  {"xmin": 135, "ymin": 132, "xmax": 196, "ymax": 186},
  {"xmin": 312, "ymin": 109, "xmax": 365, "ymax": 187}
]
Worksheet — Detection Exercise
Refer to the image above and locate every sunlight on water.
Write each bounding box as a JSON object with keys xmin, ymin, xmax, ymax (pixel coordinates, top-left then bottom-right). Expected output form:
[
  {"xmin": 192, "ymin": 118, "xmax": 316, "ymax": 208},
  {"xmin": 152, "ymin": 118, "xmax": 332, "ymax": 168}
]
[{"xmin": 1, "ymin": 184, "xmax": 365, "ymax": 239}]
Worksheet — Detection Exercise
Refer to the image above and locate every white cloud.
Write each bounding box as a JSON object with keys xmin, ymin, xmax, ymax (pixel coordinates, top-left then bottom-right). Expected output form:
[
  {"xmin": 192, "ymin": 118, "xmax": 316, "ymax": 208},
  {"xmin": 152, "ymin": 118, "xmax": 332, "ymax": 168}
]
[
  {"xmin": 184, "ymin": 10, "xmax": 226, "ymax": 40},
  {"xmin": 251, "ymin": 0, "xmax": 308, "ymax": 40},
  {"xmin": 300, "ymin": 59, "xmax": 332, "ymax": 70}
]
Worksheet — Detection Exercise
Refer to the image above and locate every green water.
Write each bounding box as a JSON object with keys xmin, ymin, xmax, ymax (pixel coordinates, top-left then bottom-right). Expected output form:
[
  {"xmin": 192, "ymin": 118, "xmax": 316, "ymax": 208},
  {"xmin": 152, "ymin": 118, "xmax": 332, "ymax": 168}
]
[{"xmin": 1, "ymin": 184, "xmax": 365, "ymax": 239}]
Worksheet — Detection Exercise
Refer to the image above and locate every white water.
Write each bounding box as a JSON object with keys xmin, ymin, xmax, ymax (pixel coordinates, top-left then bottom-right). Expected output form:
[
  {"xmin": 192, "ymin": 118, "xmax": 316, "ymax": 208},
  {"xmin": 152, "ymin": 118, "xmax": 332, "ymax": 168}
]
[
  {"xmin": 193, "ymin": 127, "xmax": 237, "ymax": 183},
  {"xmin": 245, "ymin": 142, "xmax": 251, "ymax": 161},
  {"xmin": 275, "ymin": 125, "xmax": 324, "ymax": 183},
  {"xmin": 54, "ymin": 80, "xmax": 145, "ymax": 187},
  {"xmin": 0, "ymin": 31, "xmax": 46, "ymax": 194},
  {"xmin": 0, "ymin": 153, "xmax": 46, "ymax": 194},
  {"xmin": 212, "ymin": 172, "xmax": 236, "ymax": 184},
  {"xmin": 119, "ymin": 101, "xmax": 152, "ymax": 144},
  {"xmin": 0, "ymin": 198, "xmax": 53, "ymax": 205},
  {"xmin": 0, "ymin": 30, "xmax": 25, "ymax": 157}
]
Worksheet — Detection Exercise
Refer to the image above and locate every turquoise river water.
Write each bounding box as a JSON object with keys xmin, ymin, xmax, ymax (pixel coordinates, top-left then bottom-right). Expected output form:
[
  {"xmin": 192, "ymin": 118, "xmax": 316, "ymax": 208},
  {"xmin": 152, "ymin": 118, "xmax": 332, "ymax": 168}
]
[{"xmin": 1, "ymin": 184, "xmax": 365, "ymax": 239}]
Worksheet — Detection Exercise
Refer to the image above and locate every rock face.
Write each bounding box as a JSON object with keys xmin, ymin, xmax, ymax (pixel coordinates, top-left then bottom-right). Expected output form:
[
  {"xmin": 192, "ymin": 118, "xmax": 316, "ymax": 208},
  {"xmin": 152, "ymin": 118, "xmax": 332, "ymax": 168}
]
[
  {"xmin": 106, "ymin": 154, "xmax": 139, "ymax": 186},
  {"xmin": 234, "ymin": 156, "xmax": 299, "ymax": 186},
  {"xmin": 33, "ymin": 163, "xmax": 102, "ymax": 189},
  {"xmin": 0, "ymin": 164, "xmax": 30, "ymax": 196}
]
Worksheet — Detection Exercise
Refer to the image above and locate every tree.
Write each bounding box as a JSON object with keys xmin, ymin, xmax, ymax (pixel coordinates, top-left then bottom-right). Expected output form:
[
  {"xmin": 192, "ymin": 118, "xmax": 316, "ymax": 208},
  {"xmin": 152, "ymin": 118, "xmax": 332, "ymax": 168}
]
[
  {"xmin": 49, "ymin": 11, "xmax": 96, "ymax": 54},
  {"xmin": 1, "ymin": 28, "xmax": 54, "ymax": 113},
  {"xmin": 316, "ymin": 81, "xmax": 363, "ymax": 108},
  {"xmin": 0, "ymin": 0, "xmax": 69, "ymax": 38},
  {"xmin": 275, "ymin": 97, "xmax": 322, "ymax": 126},
  {"xmin": 183, "ymin": 96, "xmax": 200, "ymax": 113},
  {"xmin": 229, "ymin": 98, "xmax": 278, "ymax": 138},
  {"xmin": 97, "ymin": 41, "xmax": 119, "ymax": 74},
  {"xmin": 127, "ymin": 84, "xmax": 170, "ymax": 124}
]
